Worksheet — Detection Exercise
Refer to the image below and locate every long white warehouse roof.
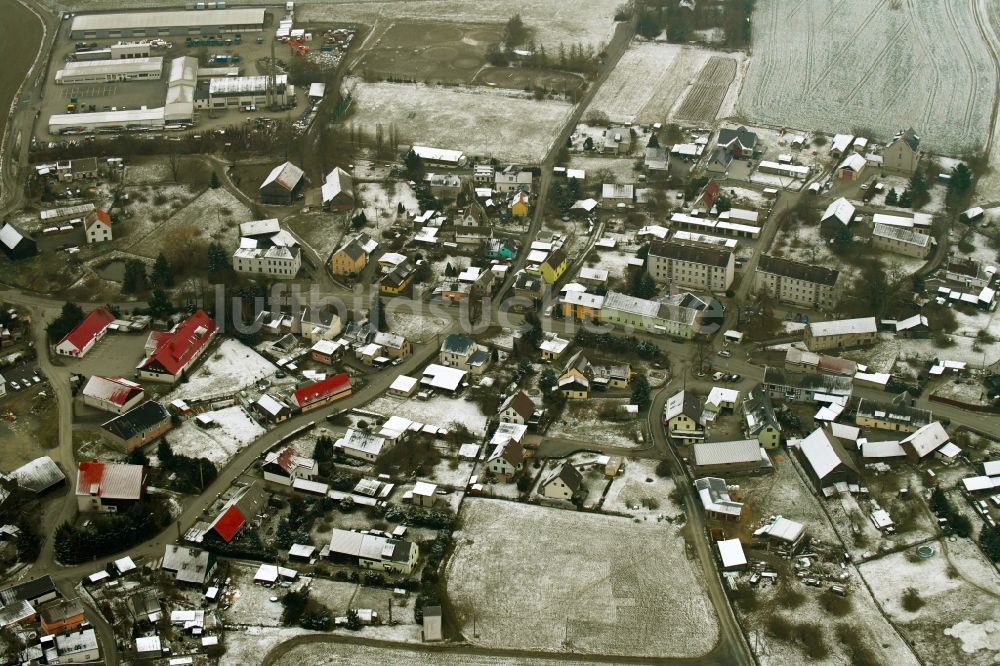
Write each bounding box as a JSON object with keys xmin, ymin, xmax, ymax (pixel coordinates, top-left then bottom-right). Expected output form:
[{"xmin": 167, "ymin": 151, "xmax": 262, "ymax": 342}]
[
  {"xmin": 49, "ymin": 107, "xmax": 165, "ymax": 128},
  {"xmin": 71, "ymin": 8, "xmax": 266, "ymax": 32}
]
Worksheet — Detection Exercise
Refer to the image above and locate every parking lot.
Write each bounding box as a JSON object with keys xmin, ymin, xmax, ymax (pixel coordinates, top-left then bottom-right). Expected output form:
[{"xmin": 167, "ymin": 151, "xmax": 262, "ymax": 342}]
[
  {"xmin": 62, "ymin": 84, "xmax": 119, "ymax": 99},
  {"xmin": 56, "ymin": 331, "xmax": 149, "ymax": 379},
  {"xmin": 2, "ymin": 364, "xmax": 45, "ymax": 394}
]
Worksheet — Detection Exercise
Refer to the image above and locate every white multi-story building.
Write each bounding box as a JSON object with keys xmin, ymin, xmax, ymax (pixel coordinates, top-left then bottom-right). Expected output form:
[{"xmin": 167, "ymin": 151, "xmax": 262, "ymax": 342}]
[
  {"xmin": 754, "ymin": 255, "xmax": 841, "ymax": 310},
  {"xmin": 647, "ymin": 240, "xmax": 735, "ymax": 292},
  {"xmin": 871, "ymin": 223, "xmax": 932, "ymax": 259},
  {"xmin": 233, "ymin": 245, "xmax": 300, "ymax": 278}
]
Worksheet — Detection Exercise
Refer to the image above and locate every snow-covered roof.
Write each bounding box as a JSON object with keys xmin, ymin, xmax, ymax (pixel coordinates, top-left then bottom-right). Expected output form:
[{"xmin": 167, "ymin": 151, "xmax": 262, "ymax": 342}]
[
  {"xmin": 984, "ymin": 460, "xmax": 1000, "ymax": 476},
  {"xmin": 830, "ymin": 134, "xmax": 853, "ymax": 153},
  {"xmin": 837, "ymin": 153, "xmax": 866, "ymax": 173},
  {"xmin": 389, "ymin": 375, "xmax": 418, "ymax": 393},
  {"xmin": 901, "ymin": 421, "xmax": 949, "ymax": 458},
  {"xmin": 962, "ymin": 476, "xmax": 1000, "ymax": 492},
  {"xmin": 706, "ymin": 386, "xmax": 740, "ymax": 407},
  {"xmin": 872, "ymin": 212, "xmax": 914, "ymax": 228},
  {"xmin": 821, "ymin": 197, "xmax": 855, "ymax": 225},
  {"xmin": 753, "ymin": 516, "xmax": 805, "ymax": 543},
  {"xmin": 799, "ymin": 428, "xmax": 855, "ymax": 479},
  {"xmin": 860, "ymin": 440, "xmax": 906, "ymax": 458},
  {"xmin": 808, "ymin": 317, "xmax": 877, "ymax": 338},
  {"xmin": 717, "ymin": 538, "xmax": 746, "ymax": 568},
  {"xmin": 421, "ymin": 364, "xmax": 467, "ymax": 391}
]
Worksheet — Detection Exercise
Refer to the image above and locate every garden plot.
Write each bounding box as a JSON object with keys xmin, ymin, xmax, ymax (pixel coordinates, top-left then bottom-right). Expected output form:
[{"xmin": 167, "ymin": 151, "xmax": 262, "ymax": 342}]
[
  {"xmin": 425, "ymin": 456, "xmax": 476, "ymax": 489},
  {"xmin": 602, "ymin": 458, "xmax": 683, "ymax": 520},
  {"xmin": 347, "ymin": 79, "xmax": 573, "ymax": 163},
  {"xmin": 383, "ymin": 309, "xmax": 451, "ymax": 343},
  {"xmin": 297, "ymin": 0, "xmax": 620, "ymax": 50},
  {"xmin": 366, "ymin": 394, "xmax": 488, "ymax": 435},
  {"xmin": 283, "ymin": 210, "xmax": 349, "ymax": 262},
  {"xmin": 168, "ymin": 406, "xmax": 265, "ymax": 466},
  {"xmin": 547, "ymin": 399, "xmax": 645, "ymax": 449},
  {"xmin": 223, "ymin": 562, "xmax": 294, "ymax": 626},
  {"xmin": 355, "ymin": 181, "xmax": 420, "ymax": 229},
  {"xmin": 567, "ymin": 154, "xmax": 640, "ymax": 182},
  {"xmin": 586, "ymin": 42, "xmax": 682, "ymax": 124},
  {"xmin": 113, "ymin": 184, "xmax": 199, "ymax": 246},
  {"xmin": 738, "ymin": 0, "xmax": 997, "ymax": 155},
  {"xmin": 859, "ymin": 540, "xmax": 1000, "ymax": 666},
  {"xmin": 673, "ymin": 55, "xmax": 738, "ymax": 123},
  {"xmin": 166, "ymin": 339, "xmax": 277, "ymax": 402},
  {"xmin": 446, "ymin": 498, "xmax": 718, "ymax": 657},
  {"xmin": 127, "ymin": 186, "xmax": 251, "ymax": 259}
]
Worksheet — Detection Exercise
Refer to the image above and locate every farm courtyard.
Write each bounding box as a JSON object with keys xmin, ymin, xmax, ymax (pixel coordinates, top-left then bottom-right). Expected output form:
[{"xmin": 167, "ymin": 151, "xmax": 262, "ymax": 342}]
[{"xmin": 445, "ymin": 499, "xmax": 719, "ymax": 658}]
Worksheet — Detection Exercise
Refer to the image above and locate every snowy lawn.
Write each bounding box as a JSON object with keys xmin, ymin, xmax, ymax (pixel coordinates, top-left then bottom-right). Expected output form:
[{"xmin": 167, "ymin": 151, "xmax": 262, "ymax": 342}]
[
  {"xmin": 356, "ymin": 181, "xmax": 420, "ymax": 228},
  {"xmin": 445, "ymin": 498, "xmax": 719, "ymax": 657},
  {"xmin": 602, "ymin": 458, "xmax": 683, "ymax": 520},
  {"xmin": 858, "ymin": 539, "xmax": 1000, "ymax": 665},
  {"xmin": 347, "ymin": 79, "xmax": 574, "ymax": 163},
  {"xmin": 269, "ymin": 640, "xmax": 592, "ymax": 666},
  {"xmin": 738, "ymin": 0, "xmax": 996, "ymax": 155},
  {"xmin": 365, "ymin": 394, "xmax": 488, "ymax": 435},
  {"xmin": 383, "ymin": 309, "xmax": 451, "ymax": 343},
  {"xmin": 167, "ymin": 406, "xmax": 265, "ymax": 466},
  {"xmin": 223, "ymin": 563, "xmax": 295, "ymax": 626},
  {"xmin": 113, "ymin": 184, "xmax": 200, "ymax": 248},
  {"xmin": 424, "ymin": 456, "xmax": 476, "ymax": 489},
  {"xmin": 547, "ymin": 399, "xmax": 645, "ymax": 449},
  {"xmin": 166, "ymin": 339, "xmax": 278, "ymax": 402}
]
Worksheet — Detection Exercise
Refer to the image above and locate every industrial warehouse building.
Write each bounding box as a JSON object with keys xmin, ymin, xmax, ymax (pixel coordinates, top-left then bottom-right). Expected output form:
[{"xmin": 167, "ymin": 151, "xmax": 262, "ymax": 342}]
[
  {"xmin": 56, "ymin": 57, "xmax": 163, "ymax": 84},
  {"xmin": 208, "ymin": 75, "xmax": 291, "ymax": 109},
  {"xmin": 48, "ymin": 107, "xmax": 166, "ymax": 134},
  {"xmin": 70, "ymin": 9, "xmax": 266, "ymax": 39}
]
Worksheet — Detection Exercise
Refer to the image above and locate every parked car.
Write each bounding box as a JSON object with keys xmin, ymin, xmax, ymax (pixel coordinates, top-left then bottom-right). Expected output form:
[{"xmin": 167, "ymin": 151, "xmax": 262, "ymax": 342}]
[
  {"xmin": 728, "ymin": 374, "xmax": 741, "ymax": 383},
  {"xmin": 718, "ymin": 350, "xmax": 732, "ymax": 358}
]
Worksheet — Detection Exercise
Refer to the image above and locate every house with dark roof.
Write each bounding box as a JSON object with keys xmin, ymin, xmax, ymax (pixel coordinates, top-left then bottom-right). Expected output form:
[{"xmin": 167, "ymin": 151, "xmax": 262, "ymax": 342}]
[
  {"xmin": 0, "ymin": 222, "xmax": 37, "ymax": 260},
  {"xmin": 379, "ymin": 260, "xmax": 417, "ymax": 295},
  {"xmin": 252, "ymin": 394, "xmax": 292, "ymax": 424},
  {"xmin": 439, "ymin": 334, "xmax": 492, "ymax": 375},
  {"xmin": 82, "ymin": 375, "xmax": 144, "ymax": 414},
  {"xmin": 75, "ymin": 462, "xmax": 146, "ymax": 512},
  {"xmin": 55, "ymin": 308, "xmax": 115, "ymax": 358},
  {"xmin": 259, "ymin": 161, "xmax": 305, "ymax": 204},
  {"xmin": 663, "ymin": 389, "xmax": 703, "ymax": 438},
  {"xmin": 299, "ymin": 305, "xmax": 342, "ymax": 343},
  {"xmin": 512, "ymin": 270, "xmax": 545, "ymax": 302},
  {"xmin": 0, "ymin": 599, "xmax": 36, "ymax": 629},
  {"xmin": 855, "ymin": 397, "xmax": 931, "ymax": 434},
  {"xmin": 8, "ymin": 457, "xmax": 66, "ymax": 494},
  {"xmin": 539, "ymin": 247, "xmax": 569, "ymax": 284},
  {"xmin": 0, "ymin": 575, "xmax": 58, "ymax": 607},
  {"xmin": 330, "ymin": 233, "xmax": 377, "ymax": 276},
  {"xmin": 136, "ymin": 310, "xmax": 217, "ymax": 383},
  {"xmin": 39, "ymin": 599, "xmax": 86, "ymax": 635},
  {"xmin": 742, "ymin": 385, "xmax": 781, "ymax": 449},
  {"xmin": 648, "ymin": 240, "xmax": 735, "ymax": 292},
  {"xmin": 498, "ymin": 390, "xmax": 535, "ymax": 425},
  {"xmin": 704, "ymin": 147, "xmax": 734, "ymax": 174},
  {"xmin": 486, "ymin": 437, "xmax": 524, "ymax": 481},
  {"xmin": 290, "ymin": 373, "xmax": 352, "ymax": 412},
  {"xmin": 207, "ymin": 482, "xmax": 263, "ymax": 543},
  {"xmin": 883, "ymin": 128, "xmax": 921, "ymax": 174},
  {"xmin": 762, "ymin": 366, "xmax": 853, "ymax": 404},
  {"xmin": 162, "ymin": 544, "xmax": 216, "ymax": 586},
  {"xmin": 716, "ymin": 126, "xmax": 757, "ymax": 158},
  {"xmin": 540, "ymin": 463, "xmax": 583, "ymax": 500},
  {"xmin": 101, "ymin": 401, "xmax": 172, "ymax": 453},
  {"xmin": 754, "ymin": 255, "xmax": 842, "ymax": 310}
]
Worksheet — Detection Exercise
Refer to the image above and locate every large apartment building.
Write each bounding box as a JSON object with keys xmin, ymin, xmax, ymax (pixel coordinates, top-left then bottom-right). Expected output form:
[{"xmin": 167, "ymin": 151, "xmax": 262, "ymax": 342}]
[
  {"xmin": 804, "ymin": 317, "xmax": 878, "ymax": 351},
  {"xmin": 647, "ymin": 240, "xmax": 735, "ymax": 292},
  {"xmin": 754, "ymin": 255, "xmax": 841, "ymax": 310},
  {"xmin": 871, "ymin": 223, "xmax": 932, "ymax": 259}
]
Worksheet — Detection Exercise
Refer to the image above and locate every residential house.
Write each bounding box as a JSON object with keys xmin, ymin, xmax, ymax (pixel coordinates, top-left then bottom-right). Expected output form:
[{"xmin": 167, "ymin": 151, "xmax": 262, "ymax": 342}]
[
  {"xmin": 540, "ymin": 463, "xmax": 583, "ymax": 500},
  {"xmin": 290, "ymin": 373, "xmax": 352, "ymax": 412},
  {"xmin": 425, "ymin": 173, "xmax": 462, "ymax": 197},
  {"xmin": 83, "ymin": 208, "xmax": 112, "ymax": 244},
  {"xmin": 539, "ymin": 248, "xmax": 569, "ymax": 284},
  {"xmin": 560, "ymin": 290, "xmax": 604, "ymax": 322},
  {"xmin": 233, "ymin": 238, "xmax": 301, "ymax": 279},
  {"xmin": 162, "ymin": 544, "xmax": 216, "ymax": 585},
  {"xmin": 694, "ymin": 477, "xmax": 744, "ymax": 522},
  {"xmin": 512, "ymin": 271, "xmax": 545, "ymax": 302},
  {"xmin": 327, "ymin": 528, "xmax": 419, "ymax": 574},
  {"xmin": 0, "ymin": 575, "xmax": 58, "ymax": 607},
  {"xmin": 755, "ymin": 255, "xmax": 841, "ymax": 310},
  {"xmin": 693, "ymin": 440, "xmax": 770, "ymax": 477},
  {"xmin": 100, "ymin": 401, "xmax": 172, "ymax": 453},
  {"xmin": 883, "ymin": 128, "xmax": 921, "ymax": 174},
  {"xmin": 663, "ymin": 390, "xmax": 703, "ymax": 438},
  {"xmin": 136, "ymin": 310, "xmax": 217, "ymax": 383},
  {"xmin": 46, "ymin": 628, "xmax": 101, "ymax": 663},
  {"xmin": 421, "ymin": 364, "xmax": 468, "ymax": 393},
  {"xmin": 644, "ymin": 145, "xmax": 669, "ymax": 172},
  {"xmin": 439, "ymin": 334, "xmax": 491, "ymax": 374},
  {"xmin": 601, "ymin": 183, "xmax": 635, "ymax": 206},
  {"xmin": 336, "ymin": 428, "xmax": 389, "ymax": 462},
  {"xmin": 539, "ymin": 334, "xmax": 570, "ymax": 361},
  {"xmin": 388, "ymin": 375, "xmax": 418, "ymax": 397},
  {"xmin": 855, "ymin": 397, "xmax": 931, "ymax": 433},
  {"xmin": 600, "ymin": 290, "xmax": 708, "ymax": 339},
  {"xmin": 206, "ymin": 483, "xmax": 264, "ymax": 543},
  {"xmin": 704, "ymin": 147, "xmax": 733, "ymax": 175},
  {"xmin": 944, "ymin": 257, "xmax": 992, "ymax": 289},
  {"xmin": 0, "ymin": 223, "xmax": 37, "ymax": 260},
  {"xmin": 603, "ymin": 126, "xmax": 629, "ymax": 154},
  {"xmin": 308, "ymin": 339, "xmax": 347, "ymax": 367},
  {"xmin": 591, "ymin": 362, "xmax": 631, "ymax": 390},
  {"xmin": 716, "ymin": 126, "xmax": 758, "ymax": 158},
  {"xmin": 796, "ymin": 427, "xmax": 859, "ymax": 489},
  {"xmin": 648, "ymin": 240, "xmax": 735, "ymax": 292},
  {"xmin": 900, "ymin": 421, "xmax": 950, "ymax": 462},
  {"xmin": 39, "ymin": 599, "xmax": 86, "ymax": 635},
  {"xmin": 742, "ymin": 385, "xmax": 782, "ymax": 449},
  {"xmin": 373, "ymin": 331, "xmax": 410, "ymax": 359},
  {"xmin": 380, "ymin": 260, "xmax": 417, "ymax": 295},
  {"xmin": 330, "ymin": 233, "xmax": 377, "ymax": 276},
  {"xmin": 834, "ymin": 152, "xmax": 866, "ymax": 181},
  {"xmin": 558, "ymin": 351, "xmax": 593, "ymax": 399},
  {"xmin": 804, "ymin": 317, "xmax": 878, "ymax": 351},
  {"xmin": 872, "ymin": 224, "xmax": 932, "ymax": 259},
  {"xmin": 494, "ymin": 168, "xmax": 533, "ymax": 194},
  {"xmin": 473, "ymin": 164, "xmax": 495, "ymax": 185},
  {"xmin": 82, "ymin": 375, "xmax": 144, "ymax": 414},
  {"xmin": 578, "ymin": 267, "xmax": 608, "ymax": 289},
  {"xmin": 262, "ymin": 447, "xmax": 316, "ymax": 486},
  {"xmin": 75, "ymin": 462, "xmax": 145, "ymax": 512},
  {"xmin": 55, "ymin": 307, "xmax": 114, "ymax": 357},
  {"xmin": 486, "ymin": 438, "xmax": 524, "ymax": 481},
  {"xmin": 821, "ymin": 197, "xmax": 855, "ymax": 226},
  {"xmin": 252, "ymin": 394, "xmax": 292, "ymax": 423},
  {"xmin": 498, "ymin": 390, "xmax": 535, "ymax": 425},
  {"xmin": 322, "ymin": 167, "xmax": 355, "ymax": 210},
  {"xmin": 299, "ymin": 305, "xmax": 342, "ymax": 343},
  {"xmin": 510, "ymin": 191, "xmax": 531, "ymax": 218},
  {"xmin": 762, "ymin": 366, "xmax": 853, "ymax": 404},
  {"xmin": 784, "ymin": 347, "xmax": 858, "ymax": 376},
  {"xmin": 259, "ymin": 161, "xmax": 305, "ymax": 204}
]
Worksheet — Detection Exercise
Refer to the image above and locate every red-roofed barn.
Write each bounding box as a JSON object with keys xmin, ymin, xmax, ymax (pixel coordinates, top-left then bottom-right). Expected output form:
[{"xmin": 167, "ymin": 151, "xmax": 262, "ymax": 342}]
[
  {"xmin": 55, "ymin": 308, "xmax": 115, "ymax": 358},
  {"xmin": 290, "ymin": 373, "xmax": 352, "ymax": 412},
  {"xmin": 82, "ymin": 376, "xmax": 145, "ymax": 414}
]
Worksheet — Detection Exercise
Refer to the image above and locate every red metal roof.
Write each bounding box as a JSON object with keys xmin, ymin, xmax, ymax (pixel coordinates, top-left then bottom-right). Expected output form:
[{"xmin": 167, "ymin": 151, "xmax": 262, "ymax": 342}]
[
  {"xmin": 84, "ymin": 208, "xmax": 111, "ymax": 229},
  {"xmin": 83, "ymin": 376, "xmax": 143, "ymax": 406},
  {"xmin": 211, "ymin": 505, "xmax": 246, "ymax": 543},
  {"xmin": 58, "ymin": 308, "xmax": 114, "ymax": 352},
  {"xmin": 292, "ymin": 373, "xmax": 351, "ymax": 408},
  {"xmin": 75, "ymin": 461, "xmax": 144, "ymax": 500},
  {"xmin": 138, "ymin": 310, "xmax": 217, "ymax": 376}
]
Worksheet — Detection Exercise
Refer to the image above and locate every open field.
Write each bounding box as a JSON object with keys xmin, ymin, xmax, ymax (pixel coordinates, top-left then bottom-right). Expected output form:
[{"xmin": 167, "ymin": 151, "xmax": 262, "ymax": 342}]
[
  {"xmin": 474, "ymin": 66, "xmax": 584, "ymax": 94},
  {"xmin": 346, "ymin": 79, "xmax": 573, "ymax": 162},
  {"xmin": 547, "ymin": 399, "xmax": 644, "ymax": 449},
  {"xmin": 125, "ymin": 186, "xmax": 250, "ymax": 258},
  {"xmin": 271, "ymin": 640, "xmax": 605, "ymax": 666},
  {"xmin": 674, "ymin": 56, "xmax": 737, "ymax": 122},
  {"xmin": 0, "ymin": 0, "xmax": 43, "ymax": 200},
  {"xmin": 738, "ymin": 0, "xmax": 997, "ymax": 154},
  {"xmin": 298, "ymin": 0, "xmax": 621, "ymax": 50},
  {"xmin": 166, "ymin": 339, "xmax": 278, "ymax": 402},
  {"xmin": 357, "ymin": 22, "xmax": 501, "ymax": 84},
  {"xmin": 445, "ymin": 498, "xmax": 718, "ymax": 657}
]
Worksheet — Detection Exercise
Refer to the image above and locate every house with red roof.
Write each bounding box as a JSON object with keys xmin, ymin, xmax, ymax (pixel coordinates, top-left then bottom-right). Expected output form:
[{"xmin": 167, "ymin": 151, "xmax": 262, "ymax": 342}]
[
  {"xmin": 206, "ymin": 483, "xmax": 264, "ymax": 543},
  {"xmin": 262, "ymin": 447, "xmax": 317, "ymax": 485},
  {"xmin": 136, "ymin": 310, "xmax": 217, "ymax": 384},
  {"xmin": 691, "ymin": 179, "xmax": 722, "ymax": 213},
  {"xmin": 55, "ymin": 308, "xmax": 115, "ymax": 358},
  {"xmin": 290, "ymin": 373, "xmax": 351, "ymax": 413},
  {"xmin": 84, "ymin": 208, "xmax": 112, "ymax": 244},
  {"xmin": 75, "ymin": 462, "xmax": 146, "ymax": 512},
  {"xmin": 82, "ymin": 376, "xmax": 144, "ymax": 414}
]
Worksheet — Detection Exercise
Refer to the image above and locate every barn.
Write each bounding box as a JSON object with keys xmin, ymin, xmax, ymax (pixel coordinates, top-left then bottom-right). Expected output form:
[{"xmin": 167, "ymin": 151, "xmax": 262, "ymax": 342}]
[
  {"xmin": 0, "ymin": 223, "xmax": 37, "ymax": 260},
  {"xmin": 259, "ymin": 162, "xmax": 305, "ymax": 204}
]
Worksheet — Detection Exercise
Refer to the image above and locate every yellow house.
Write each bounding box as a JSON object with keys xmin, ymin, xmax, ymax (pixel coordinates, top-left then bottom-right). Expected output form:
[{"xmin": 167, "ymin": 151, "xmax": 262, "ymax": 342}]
[
  {"xmin": 558, "ymin": 351, "xmax": 592, "ymax": 399},
  {"xmin": 330, "ymin": 236, "xmax": 371, "ymax": 276},
  {"xmin": 559, "ymin": 291, "xmax": 604, "ymax": 322},
  {"xmin": 510, "ymin": 191, "xmax": 530, "ymax": 218},
  {"xmin": 539, "ymin": 248, "xmax": 568, "ymax": 284},
  {"xmin": 380, "ymin": 261, "xmax": 416, "ymax": 295}
]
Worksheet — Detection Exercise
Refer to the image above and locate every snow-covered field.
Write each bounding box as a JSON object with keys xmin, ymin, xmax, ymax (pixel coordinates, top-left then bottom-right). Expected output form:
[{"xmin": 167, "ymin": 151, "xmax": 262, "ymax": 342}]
[
  {"xmin": 297, "ymin": 0, "xmax": 620, "ymax": 49},
  {"xmin": 168, "ymin": 405, "xmax": 265, "ymax": 466},
  {"xmin": 859, "ymin": 539, "xmax": 1000, "ymax": 665},
  {"xmin": 446, "ymin": 498, "xmax": 719, "ymax": 657},
  {"xmin": 547, "ymin": 399, "xmax": 644, "ymax": 449},
  {"xmin": 738, "ymin": 0, "xmax": 997, "ymax": 154},
  {"xmin": 347, "ymin": 79, "xmax": 573, "ymax": 163},
  {"xmin": 602, "ymin": 458, "xmax": 683, "ymax": 520},
  {"xmin": 126, "ymin": 185, "xmax": 251, "ymax": 258},
  {"xmin": 269, "ymin": 640, "xmax": 589, "ymax": 666},
  {"xmin": 366, "ymin": 393, "xmax": 488, "ymax": 435},
  {"xmin": 383, "ymin": 309, "xmax": 451, "ymax": 343},
  {"xmin": 166, "ymin": 339, "xmax": 278, "ymax": 402},
  {"xmin": 356, "ymin": 181, "xmax": 420, "ymax": 226}
]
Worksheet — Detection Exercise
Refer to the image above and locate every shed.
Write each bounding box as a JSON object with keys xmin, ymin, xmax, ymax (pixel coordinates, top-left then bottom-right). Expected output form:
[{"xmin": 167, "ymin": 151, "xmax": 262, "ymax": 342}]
[{"xmin": 717, "ymin": 538, "xmax": 747, "ymax": 570}]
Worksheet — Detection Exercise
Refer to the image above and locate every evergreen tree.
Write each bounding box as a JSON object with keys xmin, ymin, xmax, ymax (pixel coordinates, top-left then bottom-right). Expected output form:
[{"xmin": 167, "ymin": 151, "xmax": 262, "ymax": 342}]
[
  {"xmin": 980, "ymin": 525, "xmax": 1000, "ymax": 562},
  {"xmin": 150, "ymin": 252, "xmax": 174, "ymax": 288},
  {"xmin": 148, "ymin": 289, "xmax": 173, "ymax": 317},
  {"xmin": 899, "ymin": 189, "xmax": 913, "ymax": 208},
  {"xmin": 538, "ymin": 368, "xmax": 558, "ymax": 393},
  {"xmin": 631, "ymin": 272, "xmax": 657, "ymax": 299},
  {"xmin": 647, "ymin": 133, "xmax": 660, "ymax": 149},
  {"xmin": 46, "ymin": 302, "xmax": 85, "ymax": 341},
  {"xmin": 885, "ymin": 188, "xmax": 898, "ymax": 205},
  {"xmin": 351, "ymin": 211, "xmax": 368, "ymax": 229},
  {"xmin": 631, "ymin": 375, "xmax": 651, "ymax": 408},
  {"xmin": 908, "ymin": 171, "xmax": 929, "ymax": 209},
  {"xmin": 207, "ymin": 242, "xmax": 229, "ymax": 272},
  {"xmin": 404, "ymin": 149, "xmax": 424, "ymax": 180},
  {"xmin": 122, "ymin": 259, "xmax": 148, "ymax": 294},
  {"xmin": 210, "ymin": 171, "xmax": 220, "ymax": 189}
]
